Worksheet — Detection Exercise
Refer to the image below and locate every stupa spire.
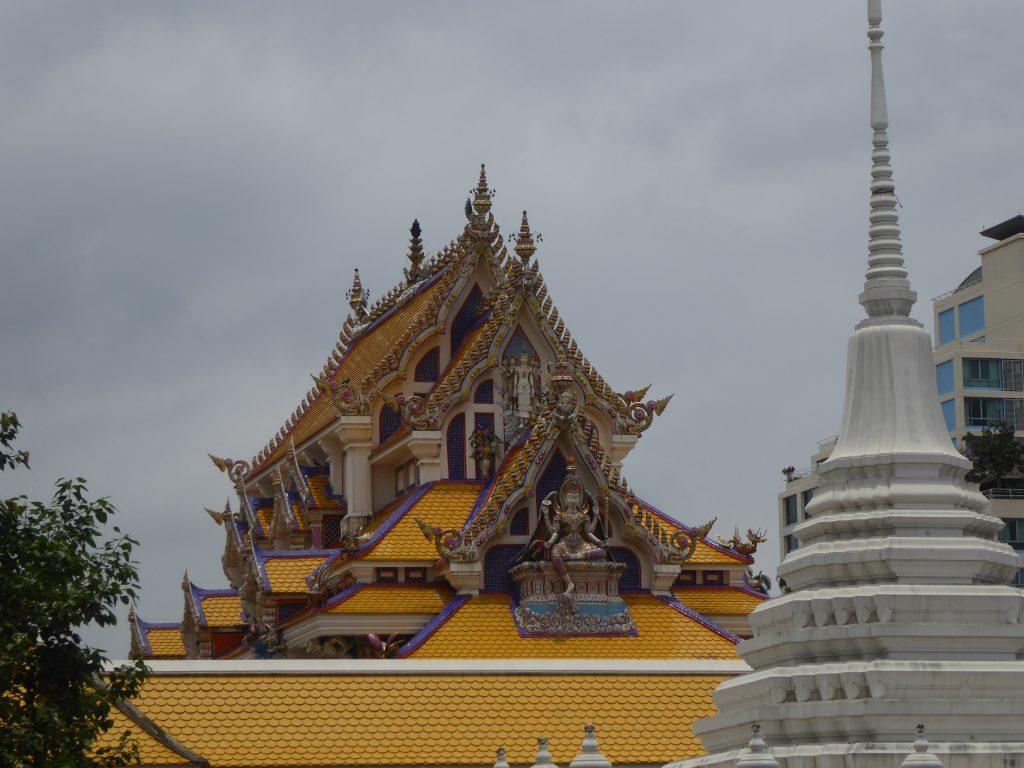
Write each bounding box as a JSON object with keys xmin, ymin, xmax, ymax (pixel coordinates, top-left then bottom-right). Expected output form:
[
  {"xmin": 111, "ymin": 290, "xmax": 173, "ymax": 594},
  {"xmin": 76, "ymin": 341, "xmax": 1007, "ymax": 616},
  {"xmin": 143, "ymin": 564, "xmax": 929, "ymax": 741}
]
[
  {"xmin": 514, "ymin": 210, "xmax": 538, "ymax": 263},
  {"xmin": 859, "ymin": 0, "xmax": 915, "ymax": 322}
]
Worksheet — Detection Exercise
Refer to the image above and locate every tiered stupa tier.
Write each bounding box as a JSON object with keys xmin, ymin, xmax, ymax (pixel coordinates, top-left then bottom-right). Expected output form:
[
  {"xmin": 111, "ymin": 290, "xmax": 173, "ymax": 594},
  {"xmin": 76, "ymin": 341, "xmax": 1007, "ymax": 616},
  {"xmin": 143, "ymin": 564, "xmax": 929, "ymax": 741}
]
[{"xmin": 671, "ymin": 3, "xmax": 1024, "ymax": 767}]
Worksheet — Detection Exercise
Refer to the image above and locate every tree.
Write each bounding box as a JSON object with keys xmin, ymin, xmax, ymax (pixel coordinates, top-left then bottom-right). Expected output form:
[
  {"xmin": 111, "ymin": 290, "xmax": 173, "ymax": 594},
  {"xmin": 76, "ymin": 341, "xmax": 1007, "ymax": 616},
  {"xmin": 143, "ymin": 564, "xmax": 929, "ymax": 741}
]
[
  {"xmin": 1, "ymin": 411, "xmax": 147, "ymax": 767},
  {"xmin": 962, "ymin": 421, "xmax": 1023, "ymax": 490}
]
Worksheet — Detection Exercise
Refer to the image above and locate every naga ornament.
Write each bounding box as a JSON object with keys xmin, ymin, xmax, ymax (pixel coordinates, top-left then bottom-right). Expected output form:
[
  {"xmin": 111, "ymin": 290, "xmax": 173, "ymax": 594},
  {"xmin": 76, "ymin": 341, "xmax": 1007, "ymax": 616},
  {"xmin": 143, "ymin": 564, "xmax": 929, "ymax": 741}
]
[
  {"xmin": 313, "ymin": 373, "xmax": 371, "ymax": 416},
  {"xmin": 717, "ymin": 527, "xmax": 768, "ymax": 556}
]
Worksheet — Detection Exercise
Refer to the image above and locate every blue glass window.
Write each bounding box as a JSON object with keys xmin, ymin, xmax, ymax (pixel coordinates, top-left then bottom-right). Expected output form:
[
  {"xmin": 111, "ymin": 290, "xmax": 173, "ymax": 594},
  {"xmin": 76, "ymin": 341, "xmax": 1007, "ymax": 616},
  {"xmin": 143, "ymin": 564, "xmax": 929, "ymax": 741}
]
[
  {"xmin": 536, "ymin": 451, "xmax": 568, "ymax": 510},
  {"xmin": 451, "ymin": 284, "xmax": 485, "ymax": 357},
  {"xmin": 509, "ymin": 508, "xmax": 530, "ymax": 536},
  {"xmin": 483, "ymin": 544, "xmax": 520, "ymax": 592},
  {"xmin": 958, "ymin": 296, "xmax": 985, "ymax": 338},
  {"xmin": 474, "ymin": 379, "xmax": 494, "ymax": 403},
  {"xmin": 446, "ymin": 413, "xmax": 466, "ymax": 480},
  {"xmin": 378, "ymin": 404, "xmax": 402, "ymax": 444},
  {"xmin": 414, "ymin": 347, "xmax": 440, "ymax": 382},
  {"xmin": 964, "ymin": 397, "xmax": 1003, "ymax": 428},
  {"xmin": 938, "ymin": 309, "xmax": 955, "ymax": 346},
  {"xmin": 940, "ymin": 399, "xmax": 957, "ymax": 432},
  {"xmin": 963, "ymin": 358, "xmax": 1002, "ymax": 390},
  {"xmin": 935, "ymin": 360, "xmax": 954, "ymax": 395}
]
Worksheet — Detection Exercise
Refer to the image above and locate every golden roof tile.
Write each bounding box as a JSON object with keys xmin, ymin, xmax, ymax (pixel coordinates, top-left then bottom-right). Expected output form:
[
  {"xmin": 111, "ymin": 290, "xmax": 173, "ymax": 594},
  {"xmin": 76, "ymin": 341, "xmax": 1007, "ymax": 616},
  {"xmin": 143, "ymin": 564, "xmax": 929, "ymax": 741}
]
[
  {"xmin": 199, "ymin": 595, "xmax": 244, "ymax": 627},
  {"xmin": 406, "ymin": 594, "xmax": 739, "ymax": 660},
  {"xmin": 326, "ymin": 584, "xmax": 453, "ymax": 615},
  {"xmin": 128, "ymin": 672, "xmax": 723, "ymax": 766},
  {"xmin": 251, "ymin": 277, "xmax": 448, "ymax": 475},
  {"xmin": 93, "ymin": 706, "xmax": 195, "ymax": 766},
  {"xmin": 361, "ymin": 482, "xmax": 482, "ymax": 562},
  {"xmin": 672, "ymin": 587, "xmax": 767, "ymax": 616},
  {"xmin": 145, "ymin": 628, "xmax": 186, "ymax": 658},
  {"xmin": 307, "ymin": 475, "xmax": 342, "ymax": 509},
  {"xmin": 262, "ymin": 555, "xmax": 329, "ymax": 593}
]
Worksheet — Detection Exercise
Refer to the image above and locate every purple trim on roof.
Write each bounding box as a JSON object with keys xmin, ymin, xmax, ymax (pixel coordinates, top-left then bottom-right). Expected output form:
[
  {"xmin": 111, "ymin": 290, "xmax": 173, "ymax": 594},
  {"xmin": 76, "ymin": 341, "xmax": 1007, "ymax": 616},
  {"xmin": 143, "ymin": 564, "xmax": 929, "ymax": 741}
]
[
  {"xmin": 248, "ymin": 497, "xmax": 273, "ymax": 538},
  {"xmin": 298, "ymin": 465, "xmax": 329, "ymax": 477},
  {"xmin": 186, "ymin": 583, "xmax": 238, "ymax": 626},
  {"xmin": 321, "ymin": 582, "xmax": 365, "ymax": 610},
  {"xmin": 639, "ymin": 498, "xmax": 753, "ymax": 563},
  {"xmin": 252, "ymin": 546, "xmax": 333, "ymax": 592},
  {"xmin": 655, "ymin": 593, "xmax": 742, "ymax": 644},
  {"xmin": 134, "ymin": 617, "xmax": 180, "ymax": 656},
  {"xmin": 356, "ymin": 482, "xmax": 434, "ymax": 556},
  {"xmin": 398, "ymin": 592, "xmax": 471, "ymax": 657},
  {"xmin": 461, "ymin": 430, "xmax": 532, "ymax": 533}
]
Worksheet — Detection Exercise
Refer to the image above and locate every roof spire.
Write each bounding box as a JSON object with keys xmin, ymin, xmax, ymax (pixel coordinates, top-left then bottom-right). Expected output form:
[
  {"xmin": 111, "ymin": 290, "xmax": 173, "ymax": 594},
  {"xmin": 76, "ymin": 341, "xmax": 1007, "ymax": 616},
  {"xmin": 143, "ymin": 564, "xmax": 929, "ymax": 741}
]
[
  {"xmin": 405, "ymin": 219, "xmax": 425, "ymax": 285},
  {"xmin": 900, "ymin": 725, "xmax": 944, "ymax": 768},
  {"xmin": 859, "ymin": 0, "xmax": 916, "ymax": 323},
  {"xmin": 514, "ymin": 210, "xmax": 538, "ymax": 263},
  {"xmin": 347, "ymin": 268, "xmax": 368, "ymax": 322},
  {"xmin": 531, "ymin": 737, "xmax": 558, "ymax": 768},
  {"xmin": 494, "ymin": 747, "xmax": 511, "ymax": 768},
  {"xmin": 471, "ymin": 163, "xmax": 494, "ymax": 216},
  {"xmin": 735, "ymin": 723, "xmax": 779, "ymax": 768}
]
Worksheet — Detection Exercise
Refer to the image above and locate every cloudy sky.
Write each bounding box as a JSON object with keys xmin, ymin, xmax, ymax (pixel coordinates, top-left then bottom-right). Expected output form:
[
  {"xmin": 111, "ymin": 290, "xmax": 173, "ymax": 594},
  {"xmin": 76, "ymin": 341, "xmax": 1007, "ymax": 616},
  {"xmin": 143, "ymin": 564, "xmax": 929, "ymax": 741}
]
[{"xmin": 2, "ymin": 1, "xmax": 1022, "ymax": 657}]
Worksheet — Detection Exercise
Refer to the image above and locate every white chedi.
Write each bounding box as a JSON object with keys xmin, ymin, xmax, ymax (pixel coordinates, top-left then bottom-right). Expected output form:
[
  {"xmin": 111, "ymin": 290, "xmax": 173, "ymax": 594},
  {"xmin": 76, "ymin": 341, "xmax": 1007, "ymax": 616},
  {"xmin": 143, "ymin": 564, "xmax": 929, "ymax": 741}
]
[{"xmin": 668, "ymin": 2, "xmax": 1024, "ymax": 767}]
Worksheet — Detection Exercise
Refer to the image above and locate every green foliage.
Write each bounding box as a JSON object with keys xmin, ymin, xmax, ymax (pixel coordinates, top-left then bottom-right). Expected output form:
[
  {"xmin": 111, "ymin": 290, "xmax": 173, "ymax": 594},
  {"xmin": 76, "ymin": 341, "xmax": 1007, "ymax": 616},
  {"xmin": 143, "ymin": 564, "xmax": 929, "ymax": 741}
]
[
  {"xmin": 963, "ymin": 422, "xmax": 1023, "ymax": 490},
  {"xmin": 0, "ymin": 412, "xmax": 147, "ymax": 767}
]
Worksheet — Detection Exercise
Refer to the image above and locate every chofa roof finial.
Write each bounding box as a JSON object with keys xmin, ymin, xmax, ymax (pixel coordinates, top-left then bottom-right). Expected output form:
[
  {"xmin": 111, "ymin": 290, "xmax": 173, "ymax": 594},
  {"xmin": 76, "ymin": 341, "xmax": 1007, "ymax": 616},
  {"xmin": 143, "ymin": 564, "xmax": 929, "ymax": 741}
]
[
  {"xmin": 860, "ymin": 0, "xmax": 916, "ymax": 323},
  {"xmin": 347, "ymin": 268, "xmax": 368, "ymax": 321},
  {"xmin": 405, "ymin": 219, "xmax": 425, "ymax": 284}
]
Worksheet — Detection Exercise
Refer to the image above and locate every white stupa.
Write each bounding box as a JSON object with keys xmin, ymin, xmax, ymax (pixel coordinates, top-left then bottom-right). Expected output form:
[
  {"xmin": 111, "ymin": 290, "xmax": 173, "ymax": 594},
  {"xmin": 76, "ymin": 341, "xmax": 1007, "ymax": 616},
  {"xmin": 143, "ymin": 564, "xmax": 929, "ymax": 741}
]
[{"xmin": 670, "ymin": 3, "xmax": 1024, "ymax": 767}]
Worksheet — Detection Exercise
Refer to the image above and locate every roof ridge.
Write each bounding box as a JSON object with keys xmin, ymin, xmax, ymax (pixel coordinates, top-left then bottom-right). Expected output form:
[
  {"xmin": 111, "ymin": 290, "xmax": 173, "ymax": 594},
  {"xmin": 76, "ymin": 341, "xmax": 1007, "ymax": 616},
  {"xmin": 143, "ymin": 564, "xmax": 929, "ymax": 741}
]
[
  {"xmin": 655, "ymin": 593, "xmax": 742, "ymax": 644},
  {"xmin": 398, "ymin": 592, "xmax": 473, "ymax": 657}
]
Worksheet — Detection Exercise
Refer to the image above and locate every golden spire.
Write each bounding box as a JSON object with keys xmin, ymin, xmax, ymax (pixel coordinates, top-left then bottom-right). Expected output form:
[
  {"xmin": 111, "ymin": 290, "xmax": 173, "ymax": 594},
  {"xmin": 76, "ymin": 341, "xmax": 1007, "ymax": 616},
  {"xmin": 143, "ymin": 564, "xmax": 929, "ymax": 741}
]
[
  {"xmin": 514, "ymin": 210, "xmax": 538, "ymax": 263},
  {"xmin": 347, "ymin": 268, "xmax": 368, "ymax": 321},
  {"xmin": 471, "ymin": 163, "xmax": 493, "ymax": 216},
  {"xmin": 404, "ymin": 219, "xmax": 425, "ymax": 284}
]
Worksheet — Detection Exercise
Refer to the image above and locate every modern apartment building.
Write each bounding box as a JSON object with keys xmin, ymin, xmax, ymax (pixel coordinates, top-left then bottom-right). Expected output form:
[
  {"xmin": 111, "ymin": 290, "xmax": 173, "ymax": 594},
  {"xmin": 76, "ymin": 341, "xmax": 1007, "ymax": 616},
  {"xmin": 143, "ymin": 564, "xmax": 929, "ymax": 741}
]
[{"xmin": 779, "ymin": 214, "xmax": 1024, "ymax": 580}]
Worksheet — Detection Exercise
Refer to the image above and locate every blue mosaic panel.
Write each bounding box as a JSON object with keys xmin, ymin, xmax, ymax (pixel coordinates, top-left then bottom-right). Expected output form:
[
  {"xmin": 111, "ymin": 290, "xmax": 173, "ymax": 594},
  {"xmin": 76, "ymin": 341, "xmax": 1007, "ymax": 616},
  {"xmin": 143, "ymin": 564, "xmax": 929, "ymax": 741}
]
[
  {"xmin": 451, "ymin": 284, "xmax": 484, "ymax": 357},
  {"xmin": 610, "ymin": 547, "xmax": 642, "ymax": 590},
  {"xmin": 379, "ymin": 404, "xmax": 402, "ymax": 444},
  {"xmin": 484, "ymin": 544, "xmax": 521, "ymax": 592},
  {"xmin": 535, "ymin": 451, "xmax": 568, "ymax": 509},
  {"xmin": 446, "ymin": 413, "xmax": 466, "ymax": 480},
  {"xmin": 502, "ymin": 325, "xmax": 537, "ymax": 361},
  {"xmin": 474, "ymin": 379, "xmax": 494, "ymax": 403},
  {"xmin": 414, "ymin": 347, "xmax": 440, "ymax": 382},
  {"xmin": 509, "ymin": 507, "xmax": 530, "ymax": 536}
]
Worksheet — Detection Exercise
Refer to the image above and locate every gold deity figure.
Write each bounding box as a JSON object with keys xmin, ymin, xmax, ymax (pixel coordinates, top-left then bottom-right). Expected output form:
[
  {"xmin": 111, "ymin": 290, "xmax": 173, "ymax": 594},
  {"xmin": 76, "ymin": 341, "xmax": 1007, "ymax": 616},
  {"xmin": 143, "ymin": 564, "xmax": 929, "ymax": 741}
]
[{"xmin": 538, "ymin": 457, "xmax": 607, "ymax": 596}]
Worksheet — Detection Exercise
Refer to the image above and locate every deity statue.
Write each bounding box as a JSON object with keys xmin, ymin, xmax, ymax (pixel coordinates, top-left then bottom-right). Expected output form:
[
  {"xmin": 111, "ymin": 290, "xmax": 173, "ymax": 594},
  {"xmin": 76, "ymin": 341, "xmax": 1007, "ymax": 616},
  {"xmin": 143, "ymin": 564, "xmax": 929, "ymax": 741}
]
[
  {"xmin": 511, "ymin": 353, "xmax": 540, "ymax": 418},
  {"xmin": 534, "ymin": 457, "xmax": 607, "ymax": 596}
]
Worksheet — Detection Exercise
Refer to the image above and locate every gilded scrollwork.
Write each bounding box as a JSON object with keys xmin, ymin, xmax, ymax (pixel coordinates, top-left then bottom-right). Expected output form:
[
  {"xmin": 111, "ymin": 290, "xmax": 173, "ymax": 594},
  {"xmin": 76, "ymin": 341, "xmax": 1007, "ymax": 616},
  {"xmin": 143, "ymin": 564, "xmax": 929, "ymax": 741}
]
[
  {"xmin": 313, "ymin": 373, "xmax": 371, "ymax": 417},
  {"xmin": 717, "ymin": 527, "xmax": 768, "ymax": 556}
]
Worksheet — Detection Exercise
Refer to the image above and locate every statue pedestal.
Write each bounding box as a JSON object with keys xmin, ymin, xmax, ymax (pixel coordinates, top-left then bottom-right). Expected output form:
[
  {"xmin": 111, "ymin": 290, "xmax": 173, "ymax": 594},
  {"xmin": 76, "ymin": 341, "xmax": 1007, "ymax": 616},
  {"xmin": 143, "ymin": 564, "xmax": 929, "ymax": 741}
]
[{"xmin": 509, "ymin": 561, "xmax": 637, "ymax": 637}]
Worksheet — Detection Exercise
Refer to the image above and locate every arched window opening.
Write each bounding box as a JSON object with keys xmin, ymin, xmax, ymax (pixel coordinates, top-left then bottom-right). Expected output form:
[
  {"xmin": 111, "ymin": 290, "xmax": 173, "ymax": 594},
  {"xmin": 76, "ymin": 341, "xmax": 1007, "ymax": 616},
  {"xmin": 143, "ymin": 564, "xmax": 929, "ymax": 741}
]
[
  {"xmin": 451, "ymin": 284, "xmax": 485, "ymax": 357},
  {"xmin": 414, "ymin": 347, "xmax": 440, "ymax": 382},
  {"xmin": 474, "ymin": 379, "xmax": 494, "ymax": 404}
]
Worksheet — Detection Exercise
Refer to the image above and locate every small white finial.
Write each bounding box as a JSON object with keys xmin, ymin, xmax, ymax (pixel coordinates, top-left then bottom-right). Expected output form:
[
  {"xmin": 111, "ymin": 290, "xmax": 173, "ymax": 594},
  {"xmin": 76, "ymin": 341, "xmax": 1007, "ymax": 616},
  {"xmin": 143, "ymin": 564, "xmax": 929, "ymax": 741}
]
[
  {"xmin": 735, "ymin": 723, "xmax": 779, "ymax": 768},
  {"xmin": 859, "ymin": 0, "xmax": 916, "ymax": 323},
  {"xmin": 532, "ymin": 737, "xmax": 558, "ymax": 768},
  {"xmin": 495, "ymin": 747, "xmax": 511, "ymax": 768},
  {"xmin": 900, "ymin": 725, "xmax": 944, "ymax": 768},
  {"xmin": 569, "ymin": 724, "xmax": 612, "ymax": 768}
]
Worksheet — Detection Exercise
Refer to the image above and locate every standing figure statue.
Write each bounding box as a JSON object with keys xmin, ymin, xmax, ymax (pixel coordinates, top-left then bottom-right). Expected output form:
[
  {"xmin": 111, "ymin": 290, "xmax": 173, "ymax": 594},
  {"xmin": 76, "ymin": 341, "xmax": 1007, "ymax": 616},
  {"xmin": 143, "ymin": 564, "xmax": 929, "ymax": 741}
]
[
  {"xmin": 536, "ymin": 457, "xmax": 607, "ymax": 596},
  {"xmin": 512, "ymin": 353, "xmax": 539, "ymax": 419}
]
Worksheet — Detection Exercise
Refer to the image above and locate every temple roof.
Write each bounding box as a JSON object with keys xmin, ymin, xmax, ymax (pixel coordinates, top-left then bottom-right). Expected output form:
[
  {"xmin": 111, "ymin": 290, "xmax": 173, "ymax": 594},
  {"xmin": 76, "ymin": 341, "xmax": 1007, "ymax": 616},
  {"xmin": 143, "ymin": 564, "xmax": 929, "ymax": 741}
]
[
  {"xmin": 258, "ymin": 551, "xmax": 332, "ymax": 593},
  {"xmin": 403, "ymin": 593, "xmax": 740, "ymax": 659},
  {"xmin": 672, "ymin": 586, "xmax": 767, "ymax": 616},
  {"xmin": 130, "ymin": 613, "xmax": 186, "ymax": 659},
  {"xmin": 324, "ymin": 584, "xmax": 454, "ymax": 615},
  {"xmin": 109, "ymin": 661, "xmax": 738, "ymax": 767}
]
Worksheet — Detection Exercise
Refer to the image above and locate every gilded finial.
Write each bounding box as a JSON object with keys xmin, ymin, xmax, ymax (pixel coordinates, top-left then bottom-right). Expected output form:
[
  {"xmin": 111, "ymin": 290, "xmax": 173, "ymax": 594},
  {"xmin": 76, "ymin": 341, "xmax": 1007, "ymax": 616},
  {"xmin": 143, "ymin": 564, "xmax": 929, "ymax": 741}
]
[
  {"xmin": 405, "ymin": 219, "xmax": 425, "ymax": 284},
  {"xmin": 471, "ymin": 163, "xmax": 494, "ymax": 216},
  {"xmin": 514, "ymin": 210, "xmax": 539, "ymax": 262},
  {"xmin": 347, "ymin": 268, "xmax": 368, "ymax": 322}
]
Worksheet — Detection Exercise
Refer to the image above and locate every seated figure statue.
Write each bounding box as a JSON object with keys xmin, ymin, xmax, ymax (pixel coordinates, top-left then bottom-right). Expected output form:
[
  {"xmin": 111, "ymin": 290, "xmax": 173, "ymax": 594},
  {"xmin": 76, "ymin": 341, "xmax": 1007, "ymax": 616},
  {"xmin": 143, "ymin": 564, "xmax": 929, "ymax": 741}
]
[{"xmin": 536, "ymin": 457, "xmax": 607, "ymax": 596}]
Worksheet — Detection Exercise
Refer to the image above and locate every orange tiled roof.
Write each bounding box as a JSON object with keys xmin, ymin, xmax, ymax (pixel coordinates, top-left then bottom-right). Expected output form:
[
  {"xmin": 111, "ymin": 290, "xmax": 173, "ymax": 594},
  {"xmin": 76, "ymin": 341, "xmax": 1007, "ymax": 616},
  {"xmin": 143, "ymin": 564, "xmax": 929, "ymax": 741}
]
[
  {"xmin": 262, "ymin": 555, "xmax": 329, "ymax": 593},
  {"xmin": 255, "ymin": 505, "xmax": 273, "ymax": 536},
  {"xmin": 252, "ymin": 277, "xmax": 449, "ymax": 475},
  {"xmin": 200, "ymin": 595, "xmax": 244, "ymax": 627},
  {"xmin": 146, "ymin": 628, "xmax": 186, "ymax": 658},
  {"xmin": 673, "ymin": 587, "xmax": 767, "ymax": 616},
  {"xmin": 326, "ymin": 584, "xmax": 453, "ymax": 615},
  {"xmin": 406, "ymin": 594, "xmax": 739, "ymax": 659},
  {"xmin": 94, "ymin": 705, "xmax": 195, "ymax": 766},
  {"xmin": 128, "ymin": 671, "xmax": 723, "ymax": 766},
  {"xmin": 291, "ymin": 499, "xmax": 308, "ymax": 532},
  {"xmin": 361, "ymin": 482, "xmax": 482, "ymax": 562},
  {"xmin": 307, "ymin": 475, "xmax": 341, "ymax": 509}
]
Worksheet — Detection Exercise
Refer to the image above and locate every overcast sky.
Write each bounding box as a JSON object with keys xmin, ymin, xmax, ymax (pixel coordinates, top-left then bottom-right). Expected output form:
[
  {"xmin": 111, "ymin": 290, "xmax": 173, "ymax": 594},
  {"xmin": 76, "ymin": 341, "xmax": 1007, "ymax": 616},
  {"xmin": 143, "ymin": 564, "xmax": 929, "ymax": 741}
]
[{"xmin": 2, "ymin": 1, "xmax": 1022, "ymax": 658}]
